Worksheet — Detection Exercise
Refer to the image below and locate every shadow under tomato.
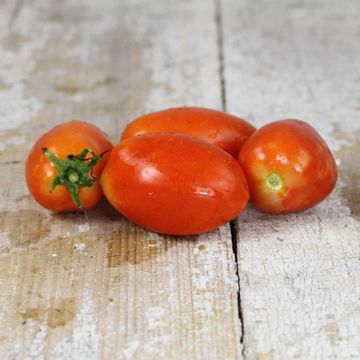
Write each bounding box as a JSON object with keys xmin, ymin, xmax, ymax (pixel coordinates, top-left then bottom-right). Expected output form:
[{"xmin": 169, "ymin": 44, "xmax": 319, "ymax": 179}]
[
  {"xmin": 334, "ymin": 129, "xmax": 360, "ymax": 221},
  {"xmin": 49, "ymin": 200, "xmax": 172, "ymax": 267}
]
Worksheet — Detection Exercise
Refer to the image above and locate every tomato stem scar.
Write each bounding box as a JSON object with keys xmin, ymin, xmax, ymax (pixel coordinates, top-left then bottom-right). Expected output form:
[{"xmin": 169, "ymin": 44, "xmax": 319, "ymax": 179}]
[
  {"xmin": 68, "ymin": 172, "xmax": 79, "ymax": 183},
  {"xmin": 266, "ymin": 172, "xmax": 284, "ymax": 191},
  {"xmin": 42, "ymin": 147, "xmax": 110, "ymax": 210}
]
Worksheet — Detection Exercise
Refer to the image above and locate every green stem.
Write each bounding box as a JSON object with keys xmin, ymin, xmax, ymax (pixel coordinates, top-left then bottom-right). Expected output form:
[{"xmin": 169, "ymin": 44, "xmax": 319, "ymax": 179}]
[{"xmin": 42, "ymin": 147, "xmax": 110, "ymax": 210}]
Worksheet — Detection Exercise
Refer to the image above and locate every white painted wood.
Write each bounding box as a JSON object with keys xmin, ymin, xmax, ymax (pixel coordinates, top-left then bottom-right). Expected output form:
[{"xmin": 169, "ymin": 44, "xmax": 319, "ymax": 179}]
[
  {"xmin": 0, "ymin": 1, "xmax": 242, "ymax": 359},
  {"xmin": 3, "ymin": 0, "xmax": 358, "ymax": 358},
  {"xmin": 223, "ymin": 0, "xmax": 360, "ymax": 358}
]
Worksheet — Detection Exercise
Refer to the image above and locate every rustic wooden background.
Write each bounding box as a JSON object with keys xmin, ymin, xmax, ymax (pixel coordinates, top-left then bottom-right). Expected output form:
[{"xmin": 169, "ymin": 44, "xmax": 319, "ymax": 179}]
[{"xmin": 0, "ymin": 0, "xmax": 359, "ymax": 359}]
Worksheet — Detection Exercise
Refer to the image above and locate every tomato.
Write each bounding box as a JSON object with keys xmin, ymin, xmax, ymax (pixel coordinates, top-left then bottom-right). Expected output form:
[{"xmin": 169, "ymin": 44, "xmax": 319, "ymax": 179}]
[
  {"xmin": 238, "ymin": 119, "xmax": 337, "ymax": 214},
  {"xmin": 101, "ymin": 134, "xmax": 249, "ymax": 235},
  {"xmin": 26, "ymin": 120, "xmax": 113, "ymax": 212},
  {"xmin": 121, "ymin": 107, "xmax": 255, "ymax": 157}
]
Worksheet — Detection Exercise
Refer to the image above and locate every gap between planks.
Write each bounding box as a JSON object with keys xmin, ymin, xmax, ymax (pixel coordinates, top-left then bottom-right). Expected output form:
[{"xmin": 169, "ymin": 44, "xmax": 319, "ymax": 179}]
[
  {"xmin": 215, "ymin": 0, "xmax": 246, "ymax": 355},
  {"xmin": 7, "ymin": 0, "xmax": 24, "ymax": 31}
]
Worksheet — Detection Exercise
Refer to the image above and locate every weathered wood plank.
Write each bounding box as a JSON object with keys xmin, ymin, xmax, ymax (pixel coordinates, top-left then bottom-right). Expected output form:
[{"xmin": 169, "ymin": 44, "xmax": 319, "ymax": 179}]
[
  {"xmin": 222, "ymin": 0, "xmax": 360, "ymax": 358},
  {"xmin": 0, "ymin": 0, "xmax": 242, "ymax": 359}
]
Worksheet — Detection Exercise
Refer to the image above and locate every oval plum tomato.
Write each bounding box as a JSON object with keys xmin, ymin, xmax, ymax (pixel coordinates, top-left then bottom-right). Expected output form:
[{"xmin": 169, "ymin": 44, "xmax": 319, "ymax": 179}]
[
  {"xmin": 121, "ymin": 107, "xmax": 255, "ymax": 157},
  {"xmin": 26, "ymin": 120, "xmax": 113, "ymax": 212},
  {"xmin": 101, "ymin": 133, "xmax": 249, "ymax": 235},
  {"xmin": 238, "ymin": 119, "xmax": 337, "ymax": 214}
]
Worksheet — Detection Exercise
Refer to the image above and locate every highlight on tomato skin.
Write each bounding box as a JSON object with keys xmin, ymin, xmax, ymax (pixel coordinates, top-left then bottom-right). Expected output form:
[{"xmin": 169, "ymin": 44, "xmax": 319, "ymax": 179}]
[
  {"xmin": 238, "ymin": 119, "xmax": 338, "ymax": 214},
  {"xmin": 101, "ymin": 133, "xmax": 250, "ymax": 235},
  {"xmin": 121, "ymin": 107, "xmax": 256, "ymax": 157},
  {"xmin": 25, "ymin": 120, "xmax": 113, "ymax": 213}
]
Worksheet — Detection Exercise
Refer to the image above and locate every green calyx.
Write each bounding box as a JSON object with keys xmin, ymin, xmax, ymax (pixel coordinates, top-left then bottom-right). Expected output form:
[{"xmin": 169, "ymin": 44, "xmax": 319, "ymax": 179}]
[{"xmin": 42, "ymin": 147, "xmax": 110, "ymax": 210}]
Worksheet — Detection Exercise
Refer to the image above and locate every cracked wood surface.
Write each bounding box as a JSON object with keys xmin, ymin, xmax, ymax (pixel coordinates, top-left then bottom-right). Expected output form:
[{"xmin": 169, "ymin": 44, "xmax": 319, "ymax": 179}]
[
  {"xmin": 223, "ymin": 0, "xmax": 360, "ymax": 359},
  {"xmin": 0, "ymin": 0, "xmax": 360, "ymax": 359}
]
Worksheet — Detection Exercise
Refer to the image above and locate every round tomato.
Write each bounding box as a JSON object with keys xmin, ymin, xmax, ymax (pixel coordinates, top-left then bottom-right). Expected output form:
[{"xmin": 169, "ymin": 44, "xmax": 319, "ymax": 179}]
[
  {"xmin": 121, "ymin": 107, "xmax": 255, "ymax": 157},
  {"xmin": 238, "ymin": 119, "xmax": 337, "ymax": 214},
  {"xmin": 26, "ymin": 120, "xmax": 113, "ymax": 212},
  {"xmin": 101, "ymin": 134, "xmax": 249, "ymax": 235}
]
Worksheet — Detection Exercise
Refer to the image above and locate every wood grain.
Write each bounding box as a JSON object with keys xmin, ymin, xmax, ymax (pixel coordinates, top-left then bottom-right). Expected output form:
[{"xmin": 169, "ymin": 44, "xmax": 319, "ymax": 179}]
[
  {"xmin": 2, "ymin": 0, "xmax": 359, "ymax": 359},
  {"xmin": 222, "ymin": 0, "xmax": 360, "ymax": 358},
  {"xmin": 0, "ymin": 0, "xmax": 242, "ymax": 359}
]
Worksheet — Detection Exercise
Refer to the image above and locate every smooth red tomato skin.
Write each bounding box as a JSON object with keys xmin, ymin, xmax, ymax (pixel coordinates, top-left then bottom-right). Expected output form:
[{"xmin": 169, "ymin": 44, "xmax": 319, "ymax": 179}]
[
  {"xmin": 26, "ymin": 120, "xmax": 113, "ymax": 212},
  {"xmin": 121, "ymin": 107, "xmax": 256, "ymax": 157},
  {"xmin": 238, "ymin": 119, "xmax": 337, "ymax": 214},
  {"xmin": 101, "ymin": 134, "xmax": 250, "ymax": 235}
]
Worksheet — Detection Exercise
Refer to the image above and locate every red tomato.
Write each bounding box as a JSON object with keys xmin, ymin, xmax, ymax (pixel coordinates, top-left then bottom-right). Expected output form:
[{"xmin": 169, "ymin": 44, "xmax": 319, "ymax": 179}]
[
  {"xmin": 26, "ymin": 120, "xmax": 113, "ymax": 212},
  {"xmin": 121, "ymin": 107, "xmax": 255, "ymax": 157},
  {"xmin": 101, "ymin": 134, "xmax": 249, "ymax": 235},
  {"xmin": 238, "ymin": 119, "xmax": 337, "ymax": 214}
]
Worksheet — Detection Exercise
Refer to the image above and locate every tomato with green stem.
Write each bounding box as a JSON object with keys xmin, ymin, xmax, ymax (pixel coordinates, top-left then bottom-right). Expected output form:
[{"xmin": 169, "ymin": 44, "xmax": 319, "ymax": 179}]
[
  {"xmin": 238, "ymin": 119, "xmax": 337, "ymax": 214},
  {"xmin": 121, "ymin": 107, "xmax": 256, "ymax": 157},
  {"xmin": 26, "ymin": 120, "xmax": 113, "ymax": 212},
  {"xmin": 101, "ymin": 133, "xmax": 250, "ymax": 235}
]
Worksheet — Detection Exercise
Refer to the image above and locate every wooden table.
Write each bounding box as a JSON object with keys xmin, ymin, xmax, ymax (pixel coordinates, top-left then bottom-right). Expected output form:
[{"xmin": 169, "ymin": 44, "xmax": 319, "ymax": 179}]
[{"xmin": 0, "ymin": 0, "xmax": 359, "ymax": 359}]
